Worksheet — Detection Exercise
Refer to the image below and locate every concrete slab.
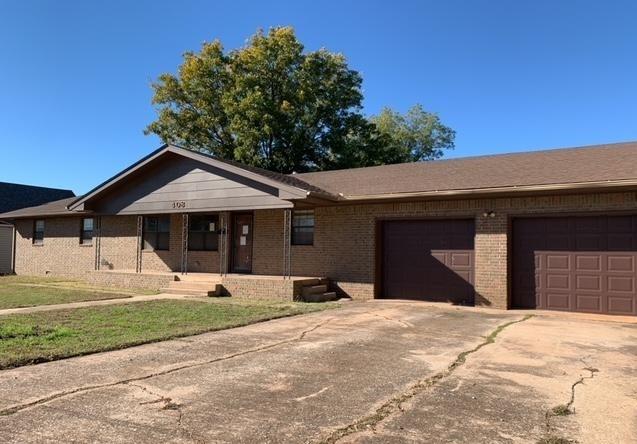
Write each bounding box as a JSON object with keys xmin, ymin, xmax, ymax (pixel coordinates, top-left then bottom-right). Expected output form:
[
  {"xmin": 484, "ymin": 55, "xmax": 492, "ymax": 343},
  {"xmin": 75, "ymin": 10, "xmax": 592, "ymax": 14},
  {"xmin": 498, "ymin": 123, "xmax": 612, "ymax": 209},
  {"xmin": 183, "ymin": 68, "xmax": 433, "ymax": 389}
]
[
  {"xmin": 0, "ymin": 301, "xmax": 635, "ymax": 443},
  {"xmin": 345, "ymin": 314, "xmax": 637, "ymax": 444}
]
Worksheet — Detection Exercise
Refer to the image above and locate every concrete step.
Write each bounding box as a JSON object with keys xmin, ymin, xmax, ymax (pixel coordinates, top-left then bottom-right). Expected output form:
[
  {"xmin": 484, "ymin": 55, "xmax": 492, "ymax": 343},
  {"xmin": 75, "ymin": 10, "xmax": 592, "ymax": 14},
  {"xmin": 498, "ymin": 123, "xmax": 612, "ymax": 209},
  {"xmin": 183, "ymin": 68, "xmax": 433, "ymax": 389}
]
[
  {"xmin": 159, "ymin": 287, "xmax": 212, "ymax": 297},
  {"xmin": 175, "ymin": 274, "xmax": 222, "ymax": 283},
  {"xmin": 167, "ymin": 281, "xmax": 216, "ymax": 291},
  {"xmin": 303, "ymin": 292, "xmax": 338, "ymax": 303},
  {"xmin": 301, "ymin": 284, "xmax": 328, "ymax": 297},
  {"xmin": 296, "ymin": 278, "xmax": 328, "ymax": 287}
]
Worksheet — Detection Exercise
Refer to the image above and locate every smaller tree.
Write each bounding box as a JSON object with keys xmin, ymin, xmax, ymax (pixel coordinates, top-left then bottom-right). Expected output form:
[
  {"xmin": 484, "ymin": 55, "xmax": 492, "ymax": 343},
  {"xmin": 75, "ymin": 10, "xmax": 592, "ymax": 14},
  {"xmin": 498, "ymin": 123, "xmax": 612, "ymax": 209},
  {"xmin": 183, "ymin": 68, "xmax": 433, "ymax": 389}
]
[{"xmin": 369, "ymin": 105, "xmax": 455, "ymax": 164}]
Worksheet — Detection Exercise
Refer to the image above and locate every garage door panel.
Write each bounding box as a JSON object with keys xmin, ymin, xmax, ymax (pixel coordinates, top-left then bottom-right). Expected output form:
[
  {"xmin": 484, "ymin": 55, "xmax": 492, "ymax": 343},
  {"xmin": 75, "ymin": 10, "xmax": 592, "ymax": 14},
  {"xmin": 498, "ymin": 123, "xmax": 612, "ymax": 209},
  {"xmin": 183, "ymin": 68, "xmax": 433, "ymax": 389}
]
[
  {"xmin": 546, "ymin": 293, "xmax": 570, "ymax": 310},
  {"xmin": 513, "ymin": 215, "xmax": 637, "ymax": 315},
  {"xmin": 546, "ymin": 254, "xmax": 570, "ymax": 270},
  {"xmin": 575, "ymin": 255, "xmax": 601, "ymax": 271},
  {"xmin": 576, "ymin": 275, "xmax": 601, "ymax": 291},
  {"xmin": 608, "ymin": 297, "xmax": 634, "ymax": 314},
  {"xmin": 382, "ymin": 220, "xmax": 475, "ymax": 304},
  {"xmin": 547, "ymin": 274, "xmax": 570, "ymax": 290},
  {"xmin": 576, "ymin": 294, "xmax": 601, "ymax": 312},
  {"xmin": 608, "ymin": 276, "xmax": 633, "ymax": 292},
  {"xmin": 608, "ymin": 255, "xmax": 634, "ymax": 272}
]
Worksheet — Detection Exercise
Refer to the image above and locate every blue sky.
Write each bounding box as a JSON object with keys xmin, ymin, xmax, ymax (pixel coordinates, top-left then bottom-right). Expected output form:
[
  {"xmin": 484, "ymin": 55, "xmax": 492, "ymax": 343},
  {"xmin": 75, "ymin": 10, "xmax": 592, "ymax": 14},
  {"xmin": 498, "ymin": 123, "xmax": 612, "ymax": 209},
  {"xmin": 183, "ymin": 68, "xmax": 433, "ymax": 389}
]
[{"xmin": 1, "ymin": 0, "xmax": 636, "ymax": 193}]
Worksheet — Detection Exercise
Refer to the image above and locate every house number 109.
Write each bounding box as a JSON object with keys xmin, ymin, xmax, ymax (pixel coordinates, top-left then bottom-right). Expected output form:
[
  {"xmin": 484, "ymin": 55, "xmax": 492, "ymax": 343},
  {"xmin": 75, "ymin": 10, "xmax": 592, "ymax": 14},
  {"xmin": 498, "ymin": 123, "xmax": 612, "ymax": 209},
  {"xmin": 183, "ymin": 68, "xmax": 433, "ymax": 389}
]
[{"xmin": 172, "ymin": 201, "xmax": 186, "ymax": 209}]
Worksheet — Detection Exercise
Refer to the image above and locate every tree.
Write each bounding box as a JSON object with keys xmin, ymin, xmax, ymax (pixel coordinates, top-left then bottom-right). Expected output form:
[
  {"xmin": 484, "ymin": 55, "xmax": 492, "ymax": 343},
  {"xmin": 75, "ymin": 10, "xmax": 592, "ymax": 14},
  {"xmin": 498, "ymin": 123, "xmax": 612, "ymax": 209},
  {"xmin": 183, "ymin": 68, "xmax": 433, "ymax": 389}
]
[
  {"xmin": 146, "ymin": 27, "xmax": 455, "ymax": 173},
  {"xmin": 368, "ymin": 105, "xmax": 456, "ymax": 164},
  {"xmin": 146, "ymin": 27, "xmax": 372, "ymax": 173}
]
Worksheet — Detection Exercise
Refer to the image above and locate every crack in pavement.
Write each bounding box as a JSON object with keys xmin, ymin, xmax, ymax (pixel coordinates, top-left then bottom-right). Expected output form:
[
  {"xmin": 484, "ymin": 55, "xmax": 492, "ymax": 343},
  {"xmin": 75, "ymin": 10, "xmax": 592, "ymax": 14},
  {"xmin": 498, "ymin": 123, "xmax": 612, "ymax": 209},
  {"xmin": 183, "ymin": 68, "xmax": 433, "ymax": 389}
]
[
  {"xmin": 127, "ymin": 382, "xmax": 205, "ymax": 443},
  {"xmin": 0, "ymin": 317, "xmax": 335, "ymax": 417},
  {"xmin": 316, "ymin": 315, "xmax": 533, "ymax": 444},
  {"xmin": 370, "ymin": 313, "xmax": 412, "ymax": 328},
  {"xmin": 542, "ymin": 358, "xmax": 599, "ymax": 442}
]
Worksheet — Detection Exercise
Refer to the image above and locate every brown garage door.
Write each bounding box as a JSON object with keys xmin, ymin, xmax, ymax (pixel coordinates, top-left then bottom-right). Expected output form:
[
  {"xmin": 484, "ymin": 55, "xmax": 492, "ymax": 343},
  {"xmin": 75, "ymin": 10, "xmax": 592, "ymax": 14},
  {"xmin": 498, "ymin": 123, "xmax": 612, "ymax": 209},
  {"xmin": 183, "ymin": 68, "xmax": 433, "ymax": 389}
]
[
  {"xmin": 381, "ymin": 219, "xmax": 475, "ymax": 304},
  {"xmin": 513, "ymin": 215, "xmax": 637, "ymax": 315}
]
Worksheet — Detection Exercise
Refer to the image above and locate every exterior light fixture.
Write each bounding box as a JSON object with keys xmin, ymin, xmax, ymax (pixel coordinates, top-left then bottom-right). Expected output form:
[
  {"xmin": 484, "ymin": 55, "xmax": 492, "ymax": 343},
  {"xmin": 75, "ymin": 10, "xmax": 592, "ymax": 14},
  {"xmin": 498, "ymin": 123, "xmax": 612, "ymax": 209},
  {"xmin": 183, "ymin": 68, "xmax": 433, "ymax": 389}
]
[{"xmin": 482, "ymin": 211, "xmax": 496, "ymax": 218}]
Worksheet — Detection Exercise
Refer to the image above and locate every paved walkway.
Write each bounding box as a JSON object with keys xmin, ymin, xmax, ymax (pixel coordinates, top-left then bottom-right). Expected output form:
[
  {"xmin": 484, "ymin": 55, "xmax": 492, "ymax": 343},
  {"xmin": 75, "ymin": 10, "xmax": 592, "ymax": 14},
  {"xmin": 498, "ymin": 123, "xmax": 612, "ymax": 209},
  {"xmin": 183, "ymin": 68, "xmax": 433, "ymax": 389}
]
[
  {"xmin": 0, "ymin": 293, "xmax": 193, "ymax": 316},
  {"xmin": 0, "ymin": 301, "xmax": 635, "ymax": 443}
]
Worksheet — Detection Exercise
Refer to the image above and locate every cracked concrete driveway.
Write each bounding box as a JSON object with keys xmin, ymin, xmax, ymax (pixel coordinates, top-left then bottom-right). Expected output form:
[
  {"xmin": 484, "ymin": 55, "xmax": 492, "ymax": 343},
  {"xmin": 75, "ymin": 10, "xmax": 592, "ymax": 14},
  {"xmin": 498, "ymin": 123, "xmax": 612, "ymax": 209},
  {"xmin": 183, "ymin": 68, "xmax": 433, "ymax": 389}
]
[{"xmin": 1, "ymin": 302, "xmax": 636, "ymax": 444}]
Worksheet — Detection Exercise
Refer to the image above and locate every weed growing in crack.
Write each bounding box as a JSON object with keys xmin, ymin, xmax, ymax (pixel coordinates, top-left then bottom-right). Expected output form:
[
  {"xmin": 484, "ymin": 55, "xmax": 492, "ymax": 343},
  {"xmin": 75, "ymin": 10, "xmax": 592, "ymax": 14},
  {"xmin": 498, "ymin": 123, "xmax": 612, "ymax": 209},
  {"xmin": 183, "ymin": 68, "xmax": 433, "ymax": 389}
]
[
  {"xmin": 537, "ymin": 436, "xmax": 574, "ymax": 444},
  {"xmin": 550, "ymin": 404, "xmax": 572, "ymax": 416}
]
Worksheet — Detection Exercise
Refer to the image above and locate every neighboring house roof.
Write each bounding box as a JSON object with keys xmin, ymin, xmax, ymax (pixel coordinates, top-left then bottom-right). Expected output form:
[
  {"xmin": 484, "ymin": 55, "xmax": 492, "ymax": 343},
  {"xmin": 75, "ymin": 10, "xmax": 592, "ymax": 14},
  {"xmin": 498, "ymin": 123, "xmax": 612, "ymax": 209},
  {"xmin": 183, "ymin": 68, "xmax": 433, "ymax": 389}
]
[
  {"xmin": 0, "ymin": 182, "xmax": 75, "ymax": 213},
  {"xmin": 0, "ymin": 197, "xmax": 79, "ymax": 219},
  {"xmin": 2, "ymin": 140, "xmax": 637, "ymax": 219},
  {"xmin": 294, "ymin": 141, "xmax": 637, "ymax": 199}
]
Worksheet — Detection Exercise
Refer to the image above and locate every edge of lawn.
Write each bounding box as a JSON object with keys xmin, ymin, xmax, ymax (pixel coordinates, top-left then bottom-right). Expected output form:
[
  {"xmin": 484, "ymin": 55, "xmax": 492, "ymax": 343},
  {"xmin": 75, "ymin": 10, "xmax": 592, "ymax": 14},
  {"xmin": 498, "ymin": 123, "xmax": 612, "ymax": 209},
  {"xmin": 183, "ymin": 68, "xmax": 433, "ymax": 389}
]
[{"xmin": 0, "ymin": 299, "xmax": 341, "ymax": 370}]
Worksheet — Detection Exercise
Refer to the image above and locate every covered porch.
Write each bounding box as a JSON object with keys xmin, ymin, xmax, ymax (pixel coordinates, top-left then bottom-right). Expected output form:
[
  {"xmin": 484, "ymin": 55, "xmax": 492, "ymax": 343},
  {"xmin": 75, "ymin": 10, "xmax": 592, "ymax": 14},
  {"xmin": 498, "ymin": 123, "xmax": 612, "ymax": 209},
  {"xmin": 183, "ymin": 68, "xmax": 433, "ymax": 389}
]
[{"xmin": 65, "ymin": 145, "xmax": 339, "ymax": 301}]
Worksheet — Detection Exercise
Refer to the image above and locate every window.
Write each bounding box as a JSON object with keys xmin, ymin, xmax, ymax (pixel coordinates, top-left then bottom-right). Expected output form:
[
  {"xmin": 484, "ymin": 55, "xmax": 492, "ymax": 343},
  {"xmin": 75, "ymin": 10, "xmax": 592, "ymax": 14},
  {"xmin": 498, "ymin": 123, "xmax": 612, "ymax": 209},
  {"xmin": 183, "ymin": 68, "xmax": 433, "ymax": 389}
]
[
  {"xmin": 80, "ymin": 218, "xmax": 94, "ymax": 245},
  {"xmin": 33, "ymin": 220, "xmax": 45, "ymax": 245},
  {"xmin": 292, "ymin": 210, "xmax": 314, "ymax": 245},
  {"xmin": 143, "ymin": 216, "xmax": 170, "ymax": 250},
  {"xmin": 188, "ymin": 215, "xmax": 219, "ymax": 251}
]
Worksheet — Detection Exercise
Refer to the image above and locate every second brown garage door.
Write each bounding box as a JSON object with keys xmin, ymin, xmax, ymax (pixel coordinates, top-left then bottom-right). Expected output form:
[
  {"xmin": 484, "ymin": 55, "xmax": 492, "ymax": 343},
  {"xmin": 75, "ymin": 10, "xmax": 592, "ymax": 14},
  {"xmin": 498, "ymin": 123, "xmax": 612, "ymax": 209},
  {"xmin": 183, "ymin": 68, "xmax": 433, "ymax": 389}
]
[
  {"xmin": 381, "ymin": 219, "xmax": 475, "ymax": 304},
  {"xmin": 513, "ymin": 215, "xmax": 637, "ymax": 315}
]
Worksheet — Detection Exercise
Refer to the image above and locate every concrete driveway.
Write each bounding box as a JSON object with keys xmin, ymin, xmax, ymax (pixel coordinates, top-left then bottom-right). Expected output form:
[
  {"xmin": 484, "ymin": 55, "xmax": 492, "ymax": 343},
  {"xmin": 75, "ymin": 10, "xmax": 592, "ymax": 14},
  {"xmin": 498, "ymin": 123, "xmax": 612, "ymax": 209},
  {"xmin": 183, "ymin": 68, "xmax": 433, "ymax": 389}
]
[{"xmin": 0, "ymin": 302, "xmax": 635, "ymax": 444}]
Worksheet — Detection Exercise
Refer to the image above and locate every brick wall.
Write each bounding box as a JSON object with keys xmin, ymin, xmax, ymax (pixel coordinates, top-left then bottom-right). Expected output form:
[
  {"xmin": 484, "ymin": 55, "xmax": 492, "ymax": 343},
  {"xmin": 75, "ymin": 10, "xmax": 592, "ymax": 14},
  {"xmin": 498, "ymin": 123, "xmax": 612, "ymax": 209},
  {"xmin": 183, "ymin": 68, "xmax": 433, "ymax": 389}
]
[
  {"xmin": 84, "ymin": 271, "xmax": 174, "ymax": 291},
  {"xmin": 14, "ymin": 217, "xmax": 95, "ymax": 277},
  {"xmin": 14, "ymin": 213, "xmax": 220, "ymax": 277},
  {"xmin": 220, "ymin": 276, "xmax": 307, "ymax": 301},
  {"xmin": 12, "ymin": 191, "xmax": 637, "ymax": 309},
  {"xmin": 252, "ymin": 191, "xmax": 637, "ymax": 308}
]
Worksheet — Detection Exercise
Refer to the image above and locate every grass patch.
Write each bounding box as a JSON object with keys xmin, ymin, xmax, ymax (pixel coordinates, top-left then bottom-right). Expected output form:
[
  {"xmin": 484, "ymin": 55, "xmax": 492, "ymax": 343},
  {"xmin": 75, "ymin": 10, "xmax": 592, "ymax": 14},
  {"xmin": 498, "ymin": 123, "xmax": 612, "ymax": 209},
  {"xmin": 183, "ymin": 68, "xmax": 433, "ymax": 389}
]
[
  {"xmin": 0, "ymin": 276, "xmax": 154, "ymax": 310},
  {"xmin": 0, "ymin": 299, "xmax": 333, "ymax": 369}
]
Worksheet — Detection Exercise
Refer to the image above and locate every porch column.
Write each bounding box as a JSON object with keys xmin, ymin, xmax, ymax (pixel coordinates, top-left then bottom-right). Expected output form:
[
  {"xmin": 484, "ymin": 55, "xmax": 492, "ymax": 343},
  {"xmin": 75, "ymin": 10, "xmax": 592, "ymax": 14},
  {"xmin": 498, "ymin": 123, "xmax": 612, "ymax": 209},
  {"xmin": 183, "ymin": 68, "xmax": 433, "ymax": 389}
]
[{"xmin": 282, "ymin": 208, "xmax": 292, "ymax": 279}]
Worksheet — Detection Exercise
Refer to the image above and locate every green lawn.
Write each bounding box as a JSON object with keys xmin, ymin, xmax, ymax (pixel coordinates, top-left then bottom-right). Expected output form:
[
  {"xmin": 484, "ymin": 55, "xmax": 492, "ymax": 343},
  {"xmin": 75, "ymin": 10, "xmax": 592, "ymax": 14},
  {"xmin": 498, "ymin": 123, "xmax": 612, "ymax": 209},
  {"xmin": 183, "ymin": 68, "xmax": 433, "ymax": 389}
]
[
  {"xmin": 0, "ymin": 276, "xmax": 152, "ymax": 310},
  {"xmin": 0, "ymin": 299, "xmax": 332, "ymax": 369}
]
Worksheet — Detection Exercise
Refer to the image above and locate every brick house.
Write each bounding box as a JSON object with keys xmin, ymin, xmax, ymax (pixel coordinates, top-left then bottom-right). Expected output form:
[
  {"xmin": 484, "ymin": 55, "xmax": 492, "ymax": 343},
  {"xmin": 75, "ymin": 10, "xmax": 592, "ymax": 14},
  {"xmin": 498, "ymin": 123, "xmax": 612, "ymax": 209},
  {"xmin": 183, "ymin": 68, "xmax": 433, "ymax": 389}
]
[{"xmin": 2, "ymin": 142, "xmax": 637, "ymax": 315}]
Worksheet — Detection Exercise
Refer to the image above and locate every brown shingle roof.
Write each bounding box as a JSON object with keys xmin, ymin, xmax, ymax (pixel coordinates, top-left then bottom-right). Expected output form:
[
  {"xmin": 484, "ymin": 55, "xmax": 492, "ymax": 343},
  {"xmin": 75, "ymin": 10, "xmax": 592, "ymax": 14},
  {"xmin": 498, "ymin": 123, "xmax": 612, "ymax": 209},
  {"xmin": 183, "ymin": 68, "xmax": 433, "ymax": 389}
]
[
  {"xmin": 294, "ymin": 141, "xmax": 637, "ymax": 197},
  {"xmin": 0, "ymin": 182, "xmax": 75, "ymax": 213},
  {"xmin": 0, "ymin": 197, "xmax": 80, "ymax": 219}
]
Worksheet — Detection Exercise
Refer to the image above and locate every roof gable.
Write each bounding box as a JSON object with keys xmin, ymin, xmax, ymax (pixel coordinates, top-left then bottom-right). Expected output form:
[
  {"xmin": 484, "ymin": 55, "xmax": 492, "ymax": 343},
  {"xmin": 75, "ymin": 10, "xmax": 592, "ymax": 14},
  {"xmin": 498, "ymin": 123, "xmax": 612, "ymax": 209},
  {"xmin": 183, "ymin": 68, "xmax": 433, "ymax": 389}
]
[
  {"xmin": 69, "ymin": 145, "xmax": 335, "ymax": 212},
  {"xmin": 92, "ymin": 154, "xmax": 297, "ymax": 214}
]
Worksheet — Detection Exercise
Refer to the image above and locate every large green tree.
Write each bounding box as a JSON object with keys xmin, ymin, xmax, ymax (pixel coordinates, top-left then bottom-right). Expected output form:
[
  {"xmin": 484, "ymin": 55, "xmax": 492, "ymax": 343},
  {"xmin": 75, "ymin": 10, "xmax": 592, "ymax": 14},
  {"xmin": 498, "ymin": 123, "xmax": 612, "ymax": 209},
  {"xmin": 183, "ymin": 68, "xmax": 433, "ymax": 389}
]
[{"xmin": 146, "ymin": 27, "xmax": 454, "ymax": 173}]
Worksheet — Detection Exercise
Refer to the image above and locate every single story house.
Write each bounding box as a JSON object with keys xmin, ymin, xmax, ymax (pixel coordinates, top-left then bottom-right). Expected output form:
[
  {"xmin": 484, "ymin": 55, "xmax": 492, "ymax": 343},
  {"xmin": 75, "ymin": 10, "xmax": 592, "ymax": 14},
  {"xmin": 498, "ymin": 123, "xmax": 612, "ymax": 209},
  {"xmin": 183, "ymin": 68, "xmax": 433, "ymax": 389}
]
[
  {"xmin": 1, "ymin": 141, "xmax": 637, "ymax": 316},
  {"xmin": 0, "ymin": 182, "xmax": 75, "ymax": 274}
]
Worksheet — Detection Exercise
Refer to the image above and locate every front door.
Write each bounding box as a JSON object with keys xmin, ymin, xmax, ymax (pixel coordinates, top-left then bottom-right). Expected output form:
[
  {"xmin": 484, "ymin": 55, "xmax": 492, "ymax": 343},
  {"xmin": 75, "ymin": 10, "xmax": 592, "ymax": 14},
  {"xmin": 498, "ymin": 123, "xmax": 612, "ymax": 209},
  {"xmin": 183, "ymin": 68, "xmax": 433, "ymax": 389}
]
[{"xmin": 231, "ymin": 213, "xmax": 253, "ymax": 273}]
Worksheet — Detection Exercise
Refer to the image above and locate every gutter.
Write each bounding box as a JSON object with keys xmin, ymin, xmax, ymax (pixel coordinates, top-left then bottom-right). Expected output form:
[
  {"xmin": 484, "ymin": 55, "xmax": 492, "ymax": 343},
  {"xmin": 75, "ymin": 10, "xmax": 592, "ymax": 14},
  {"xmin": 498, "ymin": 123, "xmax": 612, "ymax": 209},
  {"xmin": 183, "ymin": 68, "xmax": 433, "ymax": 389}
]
[{"xmin": 339, "ymin": 179, "xmax": 637, "ymax": 201}]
